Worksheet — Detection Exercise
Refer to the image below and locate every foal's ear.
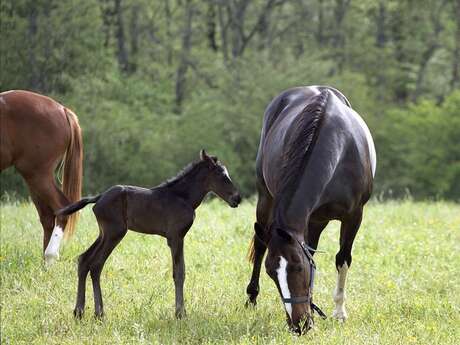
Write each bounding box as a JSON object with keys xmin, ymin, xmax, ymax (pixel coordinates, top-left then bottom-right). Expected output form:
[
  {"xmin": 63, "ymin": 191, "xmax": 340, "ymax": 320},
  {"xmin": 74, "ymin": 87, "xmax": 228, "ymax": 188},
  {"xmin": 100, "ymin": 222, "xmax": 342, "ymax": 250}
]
[
  {"xmin": 276, "ymin": 228, "xmax": 293, "ymax": 242},
  {"xmin": 200, "ymin": 149, "xmax": 217, "ymax": 166}
]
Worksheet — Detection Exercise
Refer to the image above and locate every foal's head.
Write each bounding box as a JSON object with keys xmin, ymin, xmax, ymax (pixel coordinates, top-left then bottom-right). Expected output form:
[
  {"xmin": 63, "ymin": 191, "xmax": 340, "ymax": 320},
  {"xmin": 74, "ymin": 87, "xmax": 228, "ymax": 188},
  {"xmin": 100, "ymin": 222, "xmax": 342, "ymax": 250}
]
[
  {"xmin": 257, "ymin": 224, "xmax": 314, "ymax": 334},
  {"xmin": 199, "ymin": 149, "xmax": 241, "ymax": 208}
]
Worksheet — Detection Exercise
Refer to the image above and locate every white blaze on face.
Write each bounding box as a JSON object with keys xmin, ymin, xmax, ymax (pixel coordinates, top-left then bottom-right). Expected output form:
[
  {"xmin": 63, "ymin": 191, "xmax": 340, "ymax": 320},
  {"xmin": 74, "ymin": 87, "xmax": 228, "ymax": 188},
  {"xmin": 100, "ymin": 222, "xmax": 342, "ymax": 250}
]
[
  {"xmin": 44, "ymin": 225, "xmax": 64, "ymax": 265},
  {"xmin": 332, "ymin": 262, "xmax": 349, "ymax": 321},
  {"xmin": 222, "ymin": 165, "xmax": 231, "ymax": 181},
  {"xmin": 276, "ymin": 256, "xmax": 292, "ymax": 319}
]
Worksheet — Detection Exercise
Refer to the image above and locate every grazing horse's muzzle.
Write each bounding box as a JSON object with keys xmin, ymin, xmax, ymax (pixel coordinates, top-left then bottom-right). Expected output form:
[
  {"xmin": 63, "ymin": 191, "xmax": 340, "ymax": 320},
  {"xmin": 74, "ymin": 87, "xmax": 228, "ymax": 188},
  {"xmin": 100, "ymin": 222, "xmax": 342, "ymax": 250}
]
[{"xmin": 229, "ymin": 193, "xmax": 242, "ymax": 208}]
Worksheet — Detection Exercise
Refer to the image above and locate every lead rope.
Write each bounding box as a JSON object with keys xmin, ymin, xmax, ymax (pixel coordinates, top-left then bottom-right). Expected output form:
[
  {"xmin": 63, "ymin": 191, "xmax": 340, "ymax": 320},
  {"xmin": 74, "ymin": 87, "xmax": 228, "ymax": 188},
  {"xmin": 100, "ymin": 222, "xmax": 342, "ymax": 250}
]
[{"xmin": 299, "ymin": 240, "xmax": 327, "ymax": 320}]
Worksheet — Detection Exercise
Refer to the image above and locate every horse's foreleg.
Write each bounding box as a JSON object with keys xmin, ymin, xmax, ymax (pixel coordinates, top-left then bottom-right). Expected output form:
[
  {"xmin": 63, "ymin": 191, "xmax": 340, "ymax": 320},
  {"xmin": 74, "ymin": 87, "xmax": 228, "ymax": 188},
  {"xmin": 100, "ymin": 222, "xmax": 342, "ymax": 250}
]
[
  {"xmin": 333, "ymin": 208, "xmax": 363, "ymax": 321},
  {"xmin": 245, "ymin": 226, "xmax": 267, "ymax": 307},
  {"xmin": 168, "ymin": 237, "xmax": 186, "ymax": 319},
  {"xmin": 246, "ymin": 182, "xmax": 272, "ymax": 307}
]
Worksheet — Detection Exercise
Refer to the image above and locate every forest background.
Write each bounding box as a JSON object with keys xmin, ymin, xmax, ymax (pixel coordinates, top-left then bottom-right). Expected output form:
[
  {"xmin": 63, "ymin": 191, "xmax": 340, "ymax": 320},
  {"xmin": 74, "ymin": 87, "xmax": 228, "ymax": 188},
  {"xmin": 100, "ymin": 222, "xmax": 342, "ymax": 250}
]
[{"xmin": 1, "ymin": 0, "xmax": 459, "ymax": 200}]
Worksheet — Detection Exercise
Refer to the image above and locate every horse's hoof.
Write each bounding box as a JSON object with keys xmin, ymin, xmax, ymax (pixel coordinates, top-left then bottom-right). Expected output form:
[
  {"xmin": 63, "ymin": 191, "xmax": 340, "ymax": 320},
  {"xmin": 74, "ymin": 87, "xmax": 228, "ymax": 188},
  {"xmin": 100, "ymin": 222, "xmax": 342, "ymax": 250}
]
[
  {"xmin": 73, "ymin": 307, "xmax": 84, "ymax": 319},
  {"xmin": 44, "ymin": 253, "xmax": 58, "ymax": 266},
  {"xmin": 175, "ymin": 308, "xmax": 186, "ymax": 319},
  {"xmin": 94, "ymin": 311, "xmax": 105, "ymax": 320},
  {"xmin": 245, "ymin": 298, "xmax": 257, "ymax": 308},
  {"xmin": 332, "ymin": 309, "xmax": 348, "ymax": 322}
]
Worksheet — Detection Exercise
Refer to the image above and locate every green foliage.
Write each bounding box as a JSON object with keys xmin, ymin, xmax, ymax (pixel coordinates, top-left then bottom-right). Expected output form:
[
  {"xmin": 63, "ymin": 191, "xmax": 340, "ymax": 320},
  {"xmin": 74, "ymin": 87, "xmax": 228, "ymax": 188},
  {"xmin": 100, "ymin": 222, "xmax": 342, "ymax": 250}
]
[
  {"xmin": 375, "ymin": 91, "xmax": 460, "ymax": 199},
  {"xmin": 1, "ymin": 200, "xmax": 460, "ymax": 344},
  {"xmin": 1, "ymin": 0, "xmax": 459, "ymax": 200}
]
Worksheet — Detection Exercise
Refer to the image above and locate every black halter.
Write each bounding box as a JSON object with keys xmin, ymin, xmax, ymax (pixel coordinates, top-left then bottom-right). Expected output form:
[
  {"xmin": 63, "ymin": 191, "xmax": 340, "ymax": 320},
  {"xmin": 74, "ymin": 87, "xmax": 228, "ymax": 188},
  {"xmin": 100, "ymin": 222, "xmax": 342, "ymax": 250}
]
[{"xmin": 280, "ymin": 238, "xmax": 327, "ymax": 320}]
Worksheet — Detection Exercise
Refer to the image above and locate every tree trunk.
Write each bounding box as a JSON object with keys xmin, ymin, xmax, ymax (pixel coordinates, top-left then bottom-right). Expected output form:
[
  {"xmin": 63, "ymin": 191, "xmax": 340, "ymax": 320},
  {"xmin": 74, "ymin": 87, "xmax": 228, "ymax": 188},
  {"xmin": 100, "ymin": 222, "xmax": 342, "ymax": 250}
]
[
  {"xmin": 412, "ymin": 0, "xmax": 448, "ymax": 101},
  {"xmin": 207, "ymin": 1, "xmax": 218, "ymax": 51},
  {"xmin": 164, "ymin": 0, "xmax": 173, "ymax": 66},
  {"xmin": 174, "ymin": 0, "xmax": 194, "ymax": 114},
  {"xmin": 27, "ymin": 4, "xmax": 39, "ymax": 90},
  {"xmin": 129, "ymin": 4, "xmax": 140, "ymax": 73},
  {"xmin": 114, "ymin": 0, "xmax": 128, "ymax": 72},
  {"xmin": 450, "ymin": 0, "xmax": 460, "ymax": 91}
]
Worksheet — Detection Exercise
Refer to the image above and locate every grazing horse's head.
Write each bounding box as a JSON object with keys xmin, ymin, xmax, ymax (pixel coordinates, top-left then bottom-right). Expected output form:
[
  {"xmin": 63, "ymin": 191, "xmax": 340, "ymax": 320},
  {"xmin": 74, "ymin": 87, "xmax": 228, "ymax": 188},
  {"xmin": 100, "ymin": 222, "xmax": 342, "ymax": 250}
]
[
  {"xmin": 257, "ymin": 224, "xmax": 315, "ymax": 334},
  {"xmin": 200, "ymin": 149, "xmax": 241, "ymax": 208}
]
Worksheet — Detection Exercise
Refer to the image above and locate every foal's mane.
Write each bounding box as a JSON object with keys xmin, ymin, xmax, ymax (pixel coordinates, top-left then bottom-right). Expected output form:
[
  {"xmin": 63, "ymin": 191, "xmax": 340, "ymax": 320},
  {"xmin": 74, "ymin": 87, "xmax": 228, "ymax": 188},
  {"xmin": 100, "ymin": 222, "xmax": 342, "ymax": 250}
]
[
  {"xmin": 158, "ymin": 160, "xmax": 203, "ymax": 188},
  {"xmin": 279, "ymin": 89, "xmax": 330, "ymax": 193}
]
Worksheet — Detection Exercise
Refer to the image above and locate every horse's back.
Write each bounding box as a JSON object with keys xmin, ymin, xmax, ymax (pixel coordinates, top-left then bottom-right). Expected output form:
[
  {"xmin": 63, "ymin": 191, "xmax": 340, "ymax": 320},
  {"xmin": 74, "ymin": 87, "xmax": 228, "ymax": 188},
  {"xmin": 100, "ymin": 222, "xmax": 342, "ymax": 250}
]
[
  {"xmin": 258, "ymin": 86, "xmax": 375, "ymax": 212},
  {"xmin": 0, "ymin": 90, "xmax": 71, "ymax": 173}
]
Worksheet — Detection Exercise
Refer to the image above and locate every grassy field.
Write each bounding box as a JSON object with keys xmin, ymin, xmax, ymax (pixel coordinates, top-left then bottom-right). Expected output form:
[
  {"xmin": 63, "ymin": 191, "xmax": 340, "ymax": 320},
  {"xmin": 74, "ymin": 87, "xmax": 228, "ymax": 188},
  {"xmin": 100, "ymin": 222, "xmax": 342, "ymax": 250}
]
[{"xmin": 1, "ymin": 200, "xmax": 459, "ymax": 344}]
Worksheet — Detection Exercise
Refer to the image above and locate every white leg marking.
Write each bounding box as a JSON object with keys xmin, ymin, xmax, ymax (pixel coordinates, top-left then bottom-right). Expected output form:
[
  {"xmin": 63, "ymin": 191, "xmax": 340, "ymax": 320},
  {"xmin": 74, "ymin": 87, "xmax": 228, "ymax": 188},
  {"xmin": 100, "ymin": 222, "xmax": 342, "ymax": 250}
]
[
  {"xmin": 44, "ymin": 225, "xmax": 64, "ymax": 265},
  {"xmin": 276, "ymin": 256, "xmax": 292, "ymax": 320},
  {"xmin": 332, "ymin": 262, "xmax": 349, "ymax": 321}
]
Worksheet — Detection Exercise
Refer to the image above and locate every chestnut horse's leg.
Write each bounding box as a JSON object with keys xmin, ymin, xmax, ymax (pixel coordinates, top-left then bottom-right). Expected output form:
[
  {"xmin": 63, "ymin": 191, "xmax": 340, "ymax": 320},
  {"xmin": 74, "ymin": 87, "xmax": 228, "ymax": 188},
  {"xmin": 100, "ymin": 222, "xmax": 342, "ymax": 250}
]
[
  {"xmin": 24, "ymin": 171, "xmax": 70, "ymax": 263},
  {"xmin": 245, "ymin": 181, "xmax": 273, "ymax": 307},
  {"xmin": 168, "ymin": 237, "xmax": 186, "ymax": 319},
  {"xmin": 333, "ymin": 208, "xmax": 363, "ymax": 321},
  {"xmin": 74, "ymin": 235, "xmax": 103, "ymax": 319},
  {"xmin": 89, "ymin": 221, "xmax": 127, "ymax": 318}
]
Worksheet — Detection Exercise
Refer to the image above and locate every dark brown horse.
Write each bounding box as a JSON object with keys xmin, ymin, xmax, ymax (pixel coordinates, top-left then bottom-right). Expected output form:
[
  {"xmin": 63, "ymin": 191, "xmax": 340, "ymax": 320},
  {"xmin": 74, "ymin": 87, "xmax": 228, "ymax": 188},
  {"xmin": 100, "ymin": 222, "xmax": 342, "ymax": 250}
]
[
  {"xmin": 56, "ymin": 150, "xmax": 241, "ymax": 319},
  {"xmin": 0, "ymin": 90, "xmax": 83, "ymax": 264},
  {"xmin": 245, "ymin": 86, "xmax": 376, "ymax": 334}
]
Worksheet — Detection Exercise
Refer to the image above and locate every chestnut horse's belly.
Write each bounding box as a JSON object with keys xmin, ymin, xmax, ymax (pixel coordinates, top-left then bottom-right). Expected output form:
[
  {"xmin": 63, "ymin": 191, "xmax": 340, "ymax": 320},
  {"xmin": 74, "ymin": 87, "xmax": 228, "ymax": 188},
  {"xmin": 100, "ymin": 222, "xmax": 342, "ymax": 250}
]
[{"xmin": 0, "ymin": 91, "xmax": 70, "ymax": 175}]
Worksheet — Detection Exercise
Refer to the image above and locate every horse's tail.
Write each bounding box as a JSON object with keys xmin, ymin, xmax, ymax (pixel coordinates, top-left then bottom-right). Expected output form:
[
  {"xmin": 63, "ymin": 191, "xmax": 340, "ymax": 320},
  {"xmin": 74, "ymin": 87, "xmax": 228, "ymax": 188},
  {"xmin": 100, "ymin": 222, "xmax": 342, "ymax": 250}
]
[
  {"xmin": 247, "ymin": 237, "xmax": 256, "ymax": 263},
  {"xmin": 62, "ymin": 108, "xmax": 83, "ymax": 239},
  {"xmin": 56, "ymin": 195, "xmax": 101, "ymax": 217}
]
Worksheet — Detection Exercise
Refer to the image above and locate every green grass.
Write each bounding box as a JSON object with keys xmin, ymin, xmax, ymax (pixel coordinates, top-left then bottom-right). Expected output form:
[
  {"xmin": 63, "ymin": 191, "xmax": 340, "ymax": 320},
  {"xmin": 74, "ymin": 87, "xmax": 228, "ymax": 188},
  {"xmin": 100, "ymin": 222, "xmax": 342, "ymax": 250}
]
[{"xmin": 1, "ymin": 200, "xmax": 459, "ymax": 344}]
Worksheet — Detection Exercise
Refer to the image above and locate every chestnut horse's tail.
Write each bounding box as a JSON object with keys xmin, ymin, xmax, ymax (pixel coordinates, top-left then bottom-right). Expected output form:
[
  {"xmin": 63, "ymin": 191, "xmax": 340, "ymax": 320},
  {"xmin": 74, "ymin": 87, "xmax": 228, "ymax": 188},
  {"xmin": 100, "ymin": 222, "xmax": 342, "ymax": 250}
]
[{"xmin": 62, "ymin": 108, "xmax": 83, "ymax": 239}]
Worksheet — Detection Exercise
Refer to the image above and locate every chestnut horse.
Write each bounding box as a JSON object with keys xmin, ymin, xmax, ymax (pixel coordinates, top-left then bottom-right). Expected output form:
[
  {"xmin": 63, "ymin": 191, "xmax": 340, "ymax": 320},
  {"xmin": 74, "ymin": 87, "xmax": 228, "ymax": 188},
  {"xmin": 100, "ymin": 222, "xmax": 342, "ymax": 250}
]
[{"xmin": 0, "ymin": 90, "xmax": 83, "ymax": 264}]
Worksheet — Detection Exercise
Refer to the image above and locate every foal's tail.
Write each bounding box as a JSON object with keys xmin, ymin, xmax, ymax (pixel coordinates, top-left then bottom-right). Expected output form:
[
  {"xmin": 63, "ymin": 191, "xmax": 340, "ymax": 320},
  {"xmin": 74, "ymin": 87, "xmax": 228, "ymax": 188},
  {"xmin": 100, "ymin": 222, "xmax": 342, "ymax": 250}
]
[
  {"xmin": 56, "ymin": 195, "xmax": 101, "ymax": 217},
  {"xmin": 62, "ymin": 108, "xmax": 83, "ymax": 238}
]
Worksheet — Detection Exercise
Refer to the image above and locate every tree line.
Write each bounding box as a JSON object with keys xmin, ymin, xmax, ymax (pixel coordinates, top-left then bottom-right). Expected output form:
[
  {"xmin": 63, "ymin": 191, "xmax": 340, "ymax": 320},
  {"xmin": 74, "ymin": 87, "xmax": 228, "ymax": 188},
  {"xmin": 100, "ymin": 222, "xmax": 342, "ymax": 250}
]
[{"xmin": 1, "ymin": 0, "xmax": 459, "ymax": 200}]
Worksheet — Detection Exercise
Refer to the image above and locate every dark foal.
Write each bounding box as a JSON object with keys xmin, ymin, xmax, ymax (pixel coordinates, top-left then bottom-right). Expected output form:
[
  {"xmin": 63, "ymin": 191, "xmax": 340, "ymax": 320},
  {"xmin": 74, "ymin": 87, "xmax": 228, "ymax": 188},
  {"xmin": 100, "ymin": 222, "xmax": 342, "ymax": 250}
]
[{"xmin": 56, "ymin": 150, "xmax": 241, "ymax": 319}]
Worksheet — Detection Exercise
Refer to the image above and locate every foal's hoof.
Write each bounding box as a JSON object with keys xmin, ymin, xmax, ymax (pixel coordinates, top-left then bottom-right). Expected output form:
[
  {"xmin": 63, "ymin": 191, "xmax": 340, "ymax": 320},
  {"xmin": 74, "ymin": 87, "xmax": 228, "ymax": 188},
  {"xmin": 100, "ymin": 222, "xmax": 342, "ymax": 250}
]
[
  {"xmin": 175, "ymin": 308, "xmax": 186, "ymax": 319},
  {"xmin": 73, "ymin": 307, "xmax": 84, "ymax": 319},
  {"xmin": 94, "ymin": 310, "xmax": 105, "ymax": 320},
  {"xmin": 245, "ymin": 297, "xmax": 257, "ymax": 308}
]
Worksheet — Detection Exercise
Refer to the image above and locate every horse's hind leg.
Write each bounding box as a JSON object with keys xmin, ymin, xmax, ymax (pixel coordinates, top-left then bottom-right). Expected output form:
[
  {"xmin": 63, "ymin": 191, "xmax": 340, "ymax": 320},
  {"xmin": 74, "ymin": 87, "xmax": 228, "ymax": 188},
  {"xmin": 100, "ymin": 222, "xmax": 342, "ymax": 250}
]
[
  {"xmin": 74, "ymin": 235, "xmax": 102, "ymax": 319},
  {"xmin": 89, "ymin": 220, "xmax": 127, "ymax": 318},
  {"xmin": 245, "ymin": 181, "xmax": 273, "ymax": 307},
  {"xmin": 333, "ymin": 208, "xmax": 363, "ymax": 321},
  {"xmin": 23, "ymin": 171, "xmax": 70, "ymax": 263}
]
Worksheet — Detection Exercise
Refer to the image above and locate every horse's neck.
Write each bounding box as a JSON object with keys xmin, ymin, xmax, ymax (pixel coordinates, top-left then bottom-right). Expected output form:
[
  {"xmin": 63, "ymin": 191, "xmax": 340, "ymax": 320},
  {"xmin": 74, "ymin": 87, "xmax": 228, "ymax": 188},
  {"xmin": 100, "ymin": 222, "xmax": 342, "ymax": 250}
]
[{"xmin": 169, "ymin": 172, "xmax": 208, "ymax": 209}]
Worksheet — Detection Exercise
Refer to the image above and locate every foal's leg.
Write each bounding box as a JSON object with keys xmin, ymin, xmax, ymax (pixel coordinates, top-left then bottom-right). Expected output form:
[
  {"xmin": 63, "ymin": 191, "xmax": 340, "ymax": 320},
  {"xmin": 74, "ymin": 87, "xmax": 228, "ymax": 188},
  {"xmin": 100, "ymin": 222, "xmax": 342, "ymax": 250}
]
[
  {"xmin": 333, "ymin": 208, "xmax": 363, "ymax": 321},
  {"xmin": 89, "ymin": 221, "xmax": 127, "ymax": 318},
  {"xmin": 74, "ymin": 235, "xmax": 102, "ymax": 318},
  {"xmin": 168, "ymin": 237, "xmax": 186, "ymax": 319},
  {"xmin": 245, "ymin": 182, "xmax": 273, "ymax": 307}
]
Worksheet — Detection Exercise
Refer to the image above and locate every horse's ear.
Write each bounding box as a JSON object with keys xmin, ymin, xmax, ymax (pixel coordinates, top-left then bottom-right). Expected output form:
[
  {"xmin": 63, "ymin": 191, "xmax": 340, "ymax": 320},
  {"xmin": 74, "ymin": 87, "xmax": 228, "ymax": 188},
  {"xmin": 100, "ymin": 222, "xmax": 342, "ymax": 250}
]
[
  {"xmin": 276, "ymin": 228, "xmax": 293, "ymax": 242},
  {"xmin": 254, "ymin": 223, "xmax": 269, "ymax": 245},
  {"xmin": 200, "ymin": 149, "xmax": 208, "ymax": 161},
  {"xmin": 200, "ymin": 149, "xmax": 217, "ymax": 166}
]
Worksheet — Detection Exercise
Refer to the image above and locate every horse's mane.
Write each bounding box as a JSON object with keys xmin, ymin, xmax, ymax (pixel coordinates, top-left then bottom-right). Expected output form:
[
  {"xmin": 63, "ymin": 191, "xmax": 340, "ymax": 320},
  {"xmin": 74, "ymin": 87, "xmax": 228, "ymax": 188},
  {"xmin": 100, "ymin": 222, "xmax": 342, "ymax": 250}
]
[
  {"xmin": 279, "ymin": 89, "xmax": 330, "ymax": 194},
  {"xmin": 158, "ymin": 160, "xmax": 203, "ymax": 188}
]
